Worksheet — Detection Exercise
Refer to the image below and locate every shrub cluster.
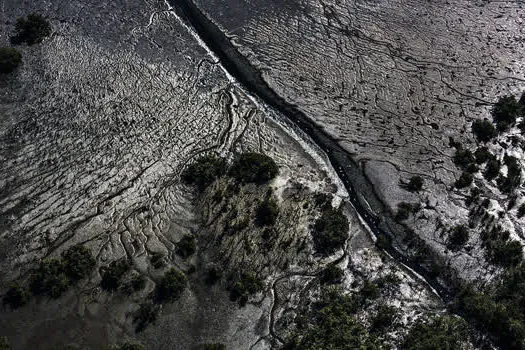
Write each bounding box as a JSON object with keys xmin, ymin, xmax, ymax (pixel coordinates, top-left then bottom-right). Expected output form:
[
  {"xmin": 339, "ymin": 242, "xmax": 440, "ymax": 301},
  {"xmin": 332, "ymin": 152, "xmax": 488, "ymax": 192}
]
[
  {"xmin": 228, "ymin": 152, "xmax": 279, "ymax": 184},
  {"xmin": 312, "ymin": 207, "xmax": 349, "ymax": 255},
  {"xmin": 0, "ymin": 48, "xmax": 22, "ymax": 74},
  {"xmin": 481, "ymin": 225, "xmax": 523, "ymax": 267},
  {"xmin": 228, "ymin": 272, "xmax": 263, "ymax": 306},
  {"xmin": 181, "ymin": 155, "xmax": 227, "ymax": 191},
  {"xmin": 492, "ymin": 95, "xmax": 524, "ymax": 131},
  {"xmin": 472, "ymin": 119, "xmax": 496, "ymax": 142},
  {"xmin": 447, "ymin": 225, "xmax": 469, "ymax": 250},
  {"xmin": 395, "ymin": 202, "xmax": 420, "ymax": 222},
  {"xmin": 176, "ymin": 235, "xmax": 196, "ymax": 258},
  {"xmin": 11, "ymin": 14, "xmax": 52, "ymax": 45},
  {"xmin": 255, "ymin": 197, "xmax": 279, "ymax": 227},
  {"xmin": 133, "ymin": 301, "xmax": 160, "ymax": 333},
  {"xmin": 320, "ymin": 264, "xmax": 344, "ymax": 285},
  {"xmin": 401, "ymin": 315, "xmax": 468, "ymax": 350},
  {"xmin": 402, "ymin": 175, "xmax": 424, "ymax": 192},
  {"xmin": 154, "ymin": 268, "xmax": 187, "ymax": 303},
  {"xmin": 100, "ymin": 259, "xmax": 131, "ymax": 291}
]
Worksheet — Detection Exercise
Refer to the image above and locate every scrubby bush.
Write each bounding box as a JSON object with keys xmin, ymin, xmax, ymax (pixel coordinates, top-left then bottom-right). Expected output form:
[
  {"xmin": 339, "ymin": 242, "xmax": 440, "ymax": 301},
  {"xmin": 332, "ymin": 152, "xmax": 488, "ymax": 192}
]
[
  {"xmin": 176, "ymin": 235, "xmax": 196, "ymax": 258},
  {"xmin": 121, "ymin": 273, "xmax": 147, "ymax": 295},
  {"xmin": 360, "ymin": 280, "xmax": 380, "ymax": 301},
  {"xmin": 474, "ymin": 147, "xmax": 492, "ymax": 164},
  {"xmin": 497, "ymin": 155, "xmax": 522, "ymax": 194},
  {"xmin": 447, "ymin": 225, "xmax": 469, "ymax": 250},
  {"xmin": 0, "ymin": 337, "xmax": 9, "ymax": 350},
  {"xmin": 0, "ymin": 47, "xmax": 22, "ymax": 73},
  {"xmin": 30, "ymin": 258, "xmax": 69, "ymax": 298},
  {"xmin": 255, "ymin": 197, "xmax": 279, "ymax": 226},
  {"xmin": 484, "ymin": 156, "xmax": 500, "ymax": 180},
  {"xmin": 150, "ymin": 252, "xmax": 165, "ymax": 269},
  {"xmin": 472, "ymin": 119, "xmax": 496, "ymax": 142},
  {"xmin": 205, "ymin": 264, "xmax": 223, "ymax": 285},
  {"xmin": 111, "ymin": 342, "xmax": 145, "ymax": 350},
  {"xmin": 228, "ymin": 152, "xmax": 278, "ymax": 184},
  {"xmin": 403, "ymin": 175, "xmax": 424, "ymax": 192},
  {"xmin": 312, "ymin": 207, "xmax": 349, "ymax": 255},
  {"xmin": 453, "ymin": 148, "xmax": 475, "ymax": 169},
  {"xmin": 182, "ymin": 155, "xmax": 227, "ymax": 191},
  {"xmin": 11, "ymin": 14, "xmax": 51, "ymax": 45},
  {"xmin": 61, "ymin": 245, "xmax": 96, "ymax": 282},
  {"xmin": 395, "ymin": 202, "xmax": 418, "ymax": 222},
  {"xmin": 370, "ymin": 304, "xmax": 399, "ymax": 333},
  {"xmin": 401, "ymin": 315, "xmax": 468, "ymax": 350},
  {"xmin": 320, "ymin": 264, "xmax": 344, "ymax": 285},
  {"xmin": 518, "ymin": 203, "xmax": 525, "ymax": 218},
  {"xmin": 133, "ymin": 301, "xmax": 160, "ymax": 332},
  {"xmin": 229, "ymin": 272, "xmax": 263, "ymax": 306},
  {"xmin": 3, "ymin": 284, "xmax": 30, "ymax": 309},
  {"xmin": 492, "ymin": 95, "xmax": 524, "ymax": 131},
  {"xmin": 488, "ymin": 240, "xmax": 523, "ymax": 267},
  {"xmin": 154, "ymin": 268, "xmax": 187, "ymax": 303},
  {"xmin": 455, "ymin": 172, "xmax": 473, "ymax": 188},
  {"xmin": 100, "ymin": 259, "xmax": 131, "ymax": 291}
]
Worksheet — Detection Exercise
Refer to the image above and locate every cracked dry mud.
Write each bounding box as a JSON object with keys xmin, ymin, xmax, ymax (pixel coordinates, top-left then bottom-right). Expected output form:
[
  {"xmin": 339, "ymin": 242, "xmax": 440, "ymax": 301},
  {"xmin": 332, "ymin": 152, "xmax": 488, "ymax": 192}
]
[{"xmin": 1, "ymin": 0, "xmax": 521, "ymax": 349}]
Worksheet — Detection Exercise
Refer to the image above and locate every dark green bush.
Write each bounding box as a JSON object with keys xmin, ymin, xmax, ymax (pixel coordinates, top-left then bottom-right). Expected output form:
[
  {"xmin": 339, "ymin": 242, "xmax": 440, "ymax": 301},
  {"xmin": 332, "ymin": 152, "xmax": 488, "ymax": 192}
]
[
  {"xmin": 229, "ymin": 272, "xmax": 263, "ymax": 306},
  {"xmin": 133, "ymin": 301, "xmax": 160, "ymax": 333},
  {"xmin": 320, "ymin": 264, "xmax": 344, "ymax": 285},
  {"xmin": 3, "ymin": 284, "xmax": 30, "ymax": 309},
  {"xmin": 453, "ymin": 148, "xmax": 475, "ymax": 169},
  {"xmin": 150, "ymin": 252, "xmax": 166, "ymax": 269},
  {"xmin": 472, "ymin": 119, "xmax": 496, "ymax": 142},
  {"xmin": 474, "ymin": 147, "xmax": 492, "ymax": 164},
  {"xmin": 312, "ymin": 207, "xmax": 348, "ymax": 255},
  {"xmin": 182, "ymin": 155, "xmax": 227, "ymax": 191},
  {"xmin": 395, "ymin": 202, "xmax": 417, "ymax": 222},
  {"xmin": 284, "ymin": 289, "xmax": 379, "ymax": 349},
  {"xmin": 455, "ymin": 172, "xmax": 473, "ymax": 188},
  {"xmin": 0, "ymin": 337, "xmax": 9, "ymax": 350},
  {"xmin": 100, "ymin": 259, "xmax": 131, "ymax": 291},
  {"xmin": 401, "ymin": 315, "xmax": 468, "ymax": 350},
  {"xmin": 447, "ymin": 225, "xmax": 469, "ymax": 250},
  {"xmin": 255, "ymin": 197, "xmax": 279, "ymax": 226},
  {"xmin": 0, "ymin": 47, "xmax": 22, "ymax": 74},
  {"xmin": 497, "ymin": 155, "xmax": 522, "ymax": 194},
  {"xmin": 518, "ymin": 203, "xmax": 525, "ymax": 218},
  {"xmin": 205, "ymin": 264, "xmax": 223, "ymax": 285},
  {"xmin": 121, "ymin": 273, "xmax": 147, "ymax": 295},
  {"xmin": 228, "ymin": 152, "xmax": 278, "ymax": 184},
  {"xmin": 30, "ymin": 258, "xmax": 69, "ymax": 298},
  {"xmin": 154, "ymin": 268, "xmax": 187, "ymax": 303},
  {"xmin": 11, "ymin": 14, "xmax": 52, "ymax": 45},
  {"xmin": 484, "ymin": 156, "xmax": 500, "ymax": 180},
  {"xmin": 492, "ymin": 95, "xmax": 524, "ymax": 131},
  {"xmin": 488, "ymin": 240, "xmax": 523, "ymax": 267},
  {"xmin": 61, "ymin": 245, "xmax": 96, "ymax": 282},
  {"xmin": 370, "ymin": 304, "xmax": 399, "ymax": 333},
  {"xmin": 360, "ymin": 280, "xmax": 380, "ymax": 301},
  {"xmin": 403, "ymin": 175, "xmax": 424, "ymax": 192},
  {"xmin": 176, "ymin": 235, "xmax": 196, "ymax": 258}
]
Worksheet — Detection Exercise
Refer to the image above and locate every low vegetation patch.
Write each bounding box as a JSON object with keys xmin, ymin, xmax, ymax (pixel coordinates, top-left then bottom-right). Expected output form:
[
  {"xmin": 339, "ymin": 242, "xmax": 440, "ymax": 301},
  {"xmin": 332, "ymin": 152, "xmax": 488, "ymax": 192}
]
[
  {"xmin": 401, "ymin": 315, "xmax": 468, "ymax": 350},
  {"xmin": 0, "ymin": 47, "xmax": 22, "ymax": 74},
  {"xmin": 492, "ymin": 95, "xmax": 524, "ymax": 131},
  {"xmin": 255, "ymin": 196, "xmax": 279, "ymax": 226},
  {"xmin": 11, "ymin": 13, "xmax": 52, "ymax": 45},
  {"xmin": 472, "ymin": 119, "xmax": 497, "ymax": 142},
  {"xmin": 100, "ymin": 259, "xmax": 131, "ymax": 291},
  {"xmin": 154, "ymin": 268, "xmax": 187, "ymax": 303},
  {"xmin": 133, "ymin": 301, "xmax": 160, "ymax": 333},
  {"xmin": 320, "ymin": 264, "xmax": 344, "ymax": 285},
  {"xmin": 228, "ymin": 272, "xmax": 263, "ymax": 306},
  {"xmin": 3, "ymin": 284, "xmax": 30, "ymax": 309},
  {"xmin": 181, "ymin": 155, "xmax": 227, "ymax": 191},
  {"xmin": 402, "ymin": 175, "xmax": 424, "ymax": 192},
  {"xmin": 176, "ymin": 235, "xmax": 196, "ymax": 258},
  {"xmin": 455, "ymin": 172, "xmax": 473, "ymax": 189},
  {"xmin": 228, "ymin": 152, "xmax": 279, "ymax": 184},
  {"xmin": 312, "ymin": 207, "xmax": 349, "ymax": 255},
  {"xmin": 447, "ymin": 225, "xmax": 469, "ymax": 250}
]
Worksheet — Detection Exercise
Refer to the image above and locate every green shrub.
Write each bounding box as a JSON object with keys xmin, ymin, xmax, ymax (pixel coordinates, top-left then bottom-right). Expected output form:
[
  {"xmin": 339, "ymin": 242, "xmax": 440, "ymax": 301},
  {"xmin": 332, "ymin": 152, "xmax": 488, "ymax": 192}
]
[
  {"xmin": 228, "ymin": 152, "xmax": 278, "ymax": 184},
  {"xmin": 492, "ymin": 95, "xmax": 524, "ymax": 131},
  {"xmin": 61, "ymin": 245, "xmax": 96, "ymax": 282},
  {"xmin": 447, "ymin": 225, "xmax": 469, "ymax": 250},
  {"xmin": 100, "ymin": 259, "xmax": 131, "ymax": 291},
  {"xmin": 121, "ymin": 273, "xmax": 147, "ymax": 295},
  {"xmin": 320, "ymin": 264, "xmax": 344, "ymax": 285},
  {"xmin": 0, "ymin": 337, "xmax": 9, "ymax": 350},
  {"xmin": 403, "ymin": 175, "xmax": 424, "ymax": 192},
  {"xmin": 360, "ymin": 280, "xmax": 380, "ymax": 301},
  {"xmin": 312, "ymin": 207, "xmax": 349, "ymax": 255},
  {"xmin": 176, "ymin": 235, "xmax": 196, "ymax": 258},
  {"xmin": 518, "ymin": 203, "xmax": 525, "ymax": 218},
  {"xmin": 182, "ymin": 155, "xmax": 227, "ymax": 191},
  {"xmin": 497, "ymin": 155, "xmax": 522, "ymax": 194},
  {"xmin": 401, "ymin": 315, "xmax": 468, "ymax": 350},
  {"xmin": 133, "ymin": 301, "xmax": 160, "ymax": 333},
  {"xmin": 30, "ymin": 258, "xmax": 69, "ymax": 298},
  {"xmin": 0, "ymin": 47, "xmax": 22, "ymax": 73},
  {"xmin": 150, "ymin": 252, "xmax": 166, "ymax": 269},
  {"xmin": 11, "ymin": 14, "xmax": 52, "ymax": 45},
  {"xmin": 255, "ymin": 197, "xmax": 279, "ymax": 226},
  {"xmin": 488, "ymin": 240, "xmax": 523, "ymax": 267},
  {"xmin": 455, "ymin": 172, "xmax": 473, "ymax": 188},
  {"xmin": 472, "ymin": 119, "xmax": 496, "ymax": 142},
  {"xmin": 3, "ymin": 284, "xmax": 30, "ymax": 309},
  {"xmin": 284, "ymin": 290, "xmax": 379, "ymax": 349},
  {"xmin": 484, "ymin": 156, "xmax": 500, "ymax": 180},
  {"xmin": 111, "ymin": 342, "xmax": 145, "ymax": 350},
  {"xmin": 370, "ymin": 304, "xmax": 399, "ymax": 333},
  {"xmin": 154, "ymin": 268, "xmax": 187, "ymax": 303},
  {"xmin": 229, "ymin": 272, "xmax": 263, "ymax": 306},
  {"xmin": 395, "ymin": 202, "xmax": 417, "ymax": 221},
  {"xmin": 474, "ymin": 147, "xmax": 492, "ymax": 164},
  {"xmin": 205, "ymin": 264, "xmax": 223, "ymax": 285},
  {"xmin": 453, "ymin": 148, "xmax": 475, "ymax": 169}
]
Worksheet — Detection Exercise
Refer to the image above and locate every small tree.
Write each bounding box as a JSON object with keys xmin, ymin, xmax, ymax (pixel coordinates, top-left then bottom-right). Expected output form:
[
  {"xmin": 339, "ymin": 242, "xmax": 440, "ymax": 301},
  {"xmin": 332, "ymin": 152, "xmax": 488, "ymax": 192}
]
[
  {"xmin": 11, "ymin": 14, "xmax": 52, "ymax": 45},
  {"xmin": 100, "ymin": 259, "xmax": 131, "ymax": 291},
  {"xmin": 312, "ymin": 207, "xmax": 349, "ymax": 255},
  {"xmin": 228, "ymin": 153, "xmax": 279, "ymax": 184},
  {"xmin": 181, "ymin": 155, "xmax": 227, "ymax": 192},
  {"xmin": 255, "ymin": 197, "xmax": 279, "ymax": 226},
  {"xmin": 0, "ymin": 47, "xmax": 22, "ymax": 73},
  {"xmin": 472, "ymin": 119, "xmax": 496, "ymax": 142},
  {"xmin": 61, "ymin": 245, "xmax": 96, "ymax": 282},
  {"xmin": 3, "ymin": 284, "xmax": 30, "ymax": 309},
  {"xmin": 492, "ymin": 95, "xmax": 524, "ymax": 131},
  {"xmin": 404, "ymin": 175, "xmax": 424, "ymax": 192},
  {"xmin": 133, "ymin": 301, "xmax": 160, "ymax": 332},
  {"xmin": 320, "ymin": 264, "xmax": 344, "ymax": 284},
  {"xmin": 176, "ymin": 235, "xmax": 196, "ymax": 258},
  {"xmin": 455, "ymin": 172, "xmax": 473, "ymax": 188},
  {"xmin": 474, "ymin": 147, "xmax": 492, "ymax": 164},
  {"xmin": 154, "ymin": 268, "xmax": 187, "ymax": 303},
  {"xmin": 453, "ymin": 149, "xmax": 475, "ymax": 169},
  {"xmin": 448, "ymin": 225, "xmax": 469, "ymax": 250}
]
